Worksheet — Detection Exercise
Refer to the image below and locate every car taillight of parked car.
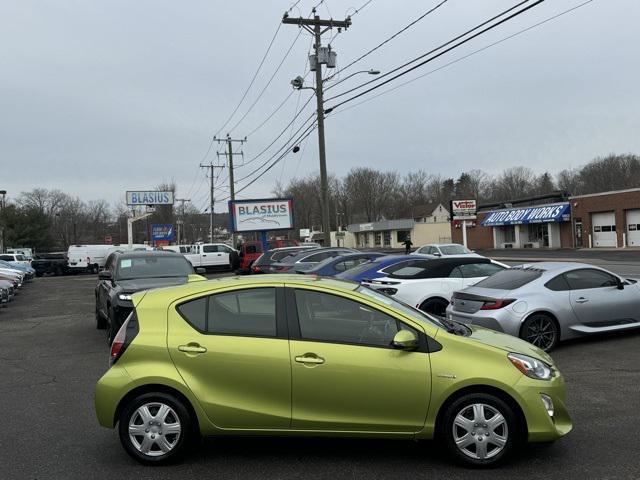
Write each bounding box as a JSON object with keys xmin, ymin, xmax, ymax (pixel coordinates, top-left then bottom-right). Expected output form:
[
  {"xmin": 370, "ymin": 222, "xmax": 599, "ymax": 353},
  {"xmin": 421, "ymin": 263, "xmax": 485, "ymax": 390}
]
[
  {"xmin": 252, "ymin": 266, "xmax": 262, "ymax": 273},
  {"xmin": 480, "ymin": 299, "xmax": 516, "ymax": 310},
  {"xmin": 109, "ymin": 311, "xmax": 139, "ymax": 366}
]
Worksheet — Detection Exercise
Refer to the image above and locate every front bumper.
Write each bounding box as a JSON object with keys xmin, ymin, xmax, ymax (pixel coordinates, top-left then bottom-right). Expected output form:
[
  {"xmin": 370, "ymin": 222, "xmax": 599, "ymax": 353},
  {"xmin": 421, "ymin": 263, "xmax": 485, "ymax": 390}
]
[{"xmin": 512, "ymin": 371, "xmax": 573, "ymax": 442}]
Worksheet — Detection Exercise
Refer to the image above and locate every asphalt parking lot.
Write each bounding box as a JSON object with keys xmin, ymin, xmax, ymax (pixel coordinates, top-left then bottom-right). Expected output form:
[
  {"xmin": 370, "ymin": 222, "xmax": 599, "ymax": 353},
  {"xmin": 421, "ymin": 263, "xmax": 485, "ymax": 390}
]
[{"xmin": 1, "ymin": 269, "xmax": 639, "ymax": 480}]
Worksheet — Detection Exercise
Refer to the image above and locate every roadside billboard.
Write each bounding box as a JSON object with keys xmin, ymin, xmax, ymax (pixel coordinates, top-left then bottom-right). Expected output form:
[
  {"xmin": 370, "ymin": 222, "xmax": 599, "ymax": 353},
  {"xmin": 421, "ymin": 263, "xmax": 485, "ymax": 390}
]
[
  {"xmin": 151, "ymin": 224, "xmax": 175, "ymax": 241},
  {"xmin": 126, "ymin": 191, "xmax": 174, "ymax": 205},
  {"xmin": 451, "ymin": 199, "xmax": 477, "ymax": 220},
  {"xmin": 229, "ymin": 198, "xmax": 294, "ymax": 233}
]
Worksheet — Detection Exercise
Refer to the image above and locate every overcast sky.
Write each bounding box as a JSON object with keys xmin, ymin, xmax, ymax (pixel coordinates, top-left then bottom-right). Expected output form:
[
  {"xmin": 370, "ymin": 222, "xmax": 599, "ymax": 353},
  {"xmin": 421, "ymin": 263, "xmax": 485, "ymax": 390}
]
[{"xmin": 1, "ymin": 0, "xmax": 639, "ymax": 212}]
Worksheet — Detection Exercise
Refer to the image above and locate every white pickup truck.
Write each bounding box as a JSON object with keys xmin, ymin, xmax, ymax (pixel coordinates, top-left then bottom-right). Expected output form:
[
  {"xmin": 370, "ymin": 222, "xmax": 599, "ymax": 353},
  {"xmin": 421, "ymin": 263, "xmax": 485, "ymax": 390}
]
[{"xmin": 185, "ymin": 243, "xmax": 236, "ymax": 270}]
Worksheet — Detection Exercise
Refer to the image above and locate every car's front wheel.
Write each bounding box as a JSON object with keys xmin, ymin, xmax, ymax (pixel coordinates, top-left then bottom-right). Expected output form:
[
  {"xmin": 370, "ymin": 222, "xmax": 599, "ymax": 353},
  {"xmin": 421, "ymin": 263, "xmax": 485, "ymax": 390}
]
[
  {"xmin": 441, "ymin": 393, "xmax": 517, "ymax": 467},
  {"xmin": 118, "ymin": 392, "xmax": 193, "ymax": 465}
]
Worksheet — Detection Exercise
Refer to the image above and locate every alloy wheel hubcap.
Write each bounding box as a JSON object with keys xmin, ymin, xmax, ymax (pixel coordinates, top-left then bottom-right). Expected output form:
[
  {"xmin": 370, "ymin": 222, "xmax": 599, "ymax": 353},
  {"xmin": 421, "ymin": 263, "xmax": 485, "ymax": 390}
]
[
  {"xmin": 525, "ymin": 317, "xmax": 556, "ymax": 350},
  {"xmin": 452, "ymin": 403, "xmax": 508, "ymax": 460},
  {"xmin": 128, "ymin": 402, "xmax": 181, "ymax": 457}
]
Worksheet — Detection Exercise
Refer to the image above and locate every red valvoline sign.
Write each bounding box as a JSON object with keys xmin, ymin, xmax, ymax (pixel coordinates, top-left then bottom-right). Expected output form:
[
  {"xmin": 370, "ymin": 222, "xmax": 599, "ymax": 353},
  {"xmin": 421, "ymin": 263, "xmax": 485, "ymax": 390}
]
[{"xmin": 451, "ymin": 199, "xmax": 477, "ymax": 220}]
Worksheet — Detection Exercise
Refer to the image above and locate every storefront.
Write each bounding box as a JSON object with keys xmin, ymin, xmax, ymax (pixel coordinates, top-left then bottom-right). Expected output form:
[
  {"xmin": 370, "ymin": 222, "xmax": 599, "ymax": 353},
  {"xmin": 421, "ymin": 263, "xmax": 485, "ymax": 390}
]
[
  {"xmin": 481, "ymin": 203, "xmax": 571, "ymax": 248},
  {"xmin": 451, "ymin": 188, "xmax": 640, "ymax": 249}
]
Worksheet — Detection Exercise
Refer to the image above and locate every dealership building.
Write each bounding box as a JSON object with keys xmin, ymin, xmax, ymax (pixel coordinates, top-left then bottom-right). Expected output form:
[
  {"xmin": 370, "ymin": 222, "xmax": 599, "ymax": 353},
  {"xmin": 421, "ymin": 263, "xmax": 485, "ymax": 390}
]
[{"xmin": 451, "ymin": 188, "xmax": 640, "ymax": 249}]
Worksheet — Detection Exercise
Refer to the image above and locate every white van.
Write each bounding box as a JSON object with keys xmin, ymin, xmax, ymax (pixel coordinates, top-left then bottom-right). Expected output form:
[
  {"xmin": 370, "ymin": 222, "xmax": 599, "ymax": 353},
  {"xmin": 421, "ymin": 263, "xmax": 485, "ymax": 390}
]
[{"xmin": 67, "ymin": 245, "xmax": 121, "ymax": 273}]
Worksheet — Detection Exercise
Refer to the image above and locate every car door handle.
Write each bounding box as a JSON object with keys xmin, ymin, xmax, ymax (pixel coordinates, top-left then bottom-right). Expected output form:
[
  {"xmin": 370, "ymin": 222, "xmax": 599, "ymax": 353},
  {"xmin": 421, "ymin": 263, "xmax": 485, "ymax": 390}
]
[
  {"xmin": 295, "ymin": 354, "xmax": 325, "ymax": 365},
  {"xmin": 575, "ymin": 297, "xmax": 589, "ymax": 304},
  {"xmin": 178, "ymin": 344, "xmax": 207, "ymax": 354}
]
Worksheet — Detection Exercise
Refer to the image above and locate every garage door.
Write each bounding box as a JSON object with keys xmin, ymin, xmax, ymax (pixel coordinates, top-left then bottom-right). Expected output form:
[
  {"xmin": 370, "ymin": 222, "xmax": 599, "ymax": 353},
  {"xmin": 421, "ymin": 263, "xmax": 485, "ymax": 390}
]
[
  {"xmin": 592, "ymin": 211, "xmax": 617, "ymax": 247},
  {"xmin": 627, "ymin": 209, "xmax": 640, "ymax": 246}
]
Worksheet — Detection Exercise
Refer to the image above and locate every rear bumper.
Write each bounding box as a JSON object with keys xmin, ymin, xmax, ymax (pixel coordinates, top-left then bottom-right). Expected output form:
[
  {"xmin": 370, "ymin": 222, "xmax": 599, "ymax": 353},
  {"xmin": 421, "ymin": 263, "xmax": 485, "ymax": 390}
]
[
  {"xmin": 448, "ymin": 308, "xmax": 523, "ymax": 337},
  {"xmin": 95, "ymin": 363, "xmax": 133, "ymax": 428}
]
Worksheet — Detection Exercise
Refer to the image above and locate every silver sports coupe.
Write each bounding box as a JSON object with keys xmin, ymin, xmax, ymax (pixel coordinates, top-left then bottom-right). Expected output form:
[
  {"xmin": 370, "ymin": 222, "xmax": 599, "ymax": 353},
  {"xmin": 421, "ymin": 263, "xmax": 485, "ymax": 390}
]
[{"xmin": 446, "ymin": 262, "xmax": 640, "ymax": 351}]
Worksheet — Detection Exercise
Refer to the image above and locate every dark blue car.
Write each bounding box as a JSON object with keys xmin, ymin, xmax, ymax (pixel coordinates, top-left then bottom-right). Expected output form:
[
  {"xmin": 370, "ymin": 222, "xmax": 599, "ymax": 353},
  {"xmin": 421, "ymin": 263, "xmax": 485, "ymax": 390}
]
[
  {"xmin": 297, "ymin": 252, "xmax": 385, "ymax": 277},
  {"xmin": 335, "ymin": 254, "xmax": 430, "ymax": 282}
]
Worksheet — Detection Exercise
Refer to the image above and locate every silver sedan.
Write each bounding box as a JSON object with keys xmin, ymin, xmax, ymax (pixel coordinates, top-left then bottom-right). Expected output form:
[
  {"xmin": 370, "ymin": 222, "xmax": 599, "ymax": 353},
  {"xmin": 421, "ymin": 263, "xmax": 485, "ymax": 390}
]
[{"xmin": 446, "ymin": 262, "xmax": 640, "ymax": 351}]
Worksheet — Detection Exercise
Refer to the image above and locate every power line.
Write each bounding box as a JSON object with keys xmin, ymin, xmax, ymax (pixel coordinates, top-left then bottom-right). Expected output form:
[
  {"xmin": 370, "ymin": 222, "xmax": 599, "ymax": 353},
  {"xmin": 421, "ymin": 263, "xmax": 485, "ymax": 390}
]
[
  {"xmin": 228, "ymin": 28, "xmax": 304, "ymax": 134},
  {"xmin": 324, "ymin": 0, "xmax": 449, "ymax": 85},
  {"xmin": 326, "ymin": 0, "xmax": 547, "ymax": 110},
  {"xmin": 325, "ymin": 0, "xmax": 531, "ymax": 101},
  {"xmin": 331, "ymin": 0, "xmax": 595, "ymax": 117},
  {"xmin": 212, "ymin": 22, "xmax": 282, "ymax": 137}
]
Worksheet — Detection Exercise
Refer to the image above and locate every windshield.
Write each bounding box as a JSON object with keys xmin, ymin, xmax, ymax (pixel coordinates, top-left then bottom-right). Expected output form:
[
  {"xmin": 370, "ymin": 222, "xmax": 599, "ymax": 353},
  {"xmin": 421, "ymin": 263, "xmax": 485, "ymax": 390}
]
[
  {"xmin": 356, "ymin": 285, "xmax": 447, "ymax": 329},
  {"xmin": 116, "ymin": 256, "xmax": 193, "ymax": 280},
  {"xmin": 440, "ymin": 245, "xmax": 471, "ymax": 255},
  {"xmin": 337, "ymin": 259, "xmax": 381, "ymax": 278}
]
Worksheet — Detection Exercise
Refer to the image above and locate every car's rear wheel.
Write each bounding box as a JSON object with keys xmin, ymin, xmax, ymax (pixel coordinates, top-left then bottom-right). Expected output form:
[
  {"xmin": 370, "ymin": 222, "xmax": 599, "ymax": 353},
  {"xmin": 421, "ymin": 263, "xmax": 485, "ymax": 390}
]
[
  {"xmin": 441, "ymin": 393, "xmax": 517, "ymax": 467},
  {"xmin": 419, "ymin": 298, "xmax": 449, "ymax": 317},
  {"xmin": 118, "ymin": 392, "xmax": 193, "ymax": 465},
  {"xmin": 520, "ymin": 313, "xmax": 559, "ymax": 352}
]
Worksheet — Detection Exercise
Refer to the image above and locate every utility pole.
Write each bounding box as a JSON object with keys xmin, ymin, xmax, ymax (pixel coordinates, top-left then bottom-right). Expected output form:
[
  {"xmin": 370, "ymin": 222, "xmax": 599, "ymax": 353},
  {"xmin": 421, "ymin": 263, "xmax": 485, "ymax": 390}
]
[
  {"xmin": 0, "ymin": 190, "xmax": 6, "ymax": 253},
  {"xmin": 215, "ymin": 134, "xmax": 245, "ymax": 247},
  {"xmin": 283, "ymin": 10, "xmax": 351, "ymax": 244},
  {"xmin": 174, "ymin": 198, "xmax": 190, "ymax": 244},
  {"xmin": 199, "ymin": 163, "xmax": 224, "ymax": 243}
]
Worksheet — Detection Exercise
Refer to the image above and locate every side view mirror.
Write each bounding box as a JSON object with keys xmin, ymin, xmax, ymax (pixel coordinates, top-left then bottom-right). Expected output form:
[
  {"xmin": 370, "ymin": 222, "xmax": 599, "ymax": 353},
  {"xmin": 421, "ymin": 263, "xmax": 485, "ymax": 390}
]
[
  {"xmin": 196, "ymin": 267, "xmax": 207, "ymax": 274},
  {"xmin": 392, "ymin": 329, "xmax": 419, "ymax": 351},
  {"xmin": 98, "ymin": 271, "xmax": 112, "ymax": 281},
  {"xmin": 433, "ymin": 252, "xmax": 441, "ymax": 257},
  {"xmin": 616, "ymin": 278, "xmax": 625, "ymax": 290}
]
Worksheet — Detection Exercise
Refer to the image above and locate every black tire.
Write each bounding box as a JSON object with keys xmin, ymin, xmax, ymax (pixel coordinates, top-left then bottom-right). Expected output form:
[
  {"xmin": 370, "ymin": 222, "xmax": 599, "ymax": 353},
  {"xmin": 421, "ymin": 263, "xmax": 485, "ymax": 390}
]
[
  {"xmin": 419, "ymin": 298, "xmax": 450, "ymax": 317},
  {"xmin": 96, "ymin": 303, "xmax": 107, "ymax": 330},
  {"xmin": 118, "ymin": 392, "xmax": 194, "ymax": 465},
  {"xmin": 519, "ymin": 313, "xmax": 559, "ymax": 352},
  {"xmin": 440, "ymin": 392, "xmax": 518, "ymax": 468}
]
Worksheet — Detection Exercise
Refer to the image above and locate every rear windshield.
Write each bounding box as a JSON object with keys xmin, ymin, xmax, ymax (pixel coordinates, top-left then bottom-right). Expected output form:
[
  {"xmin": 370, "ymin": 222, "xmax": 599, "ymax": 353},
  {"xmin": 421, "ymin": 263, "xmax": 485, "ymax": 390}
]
[
  {"xmin": 336, "ymin": 259, "xmax": 382, "ymax": 278},
  {"xmin": 116, "ymin": 256, "xmax": 193, "ymax": 280},
  {"xmin": 440, "ymin": 245, "xmax": 471, "ymax": 255},
  {"xmin": 474, "ymin": 268, "xmax": 542, "ymax": 290}
]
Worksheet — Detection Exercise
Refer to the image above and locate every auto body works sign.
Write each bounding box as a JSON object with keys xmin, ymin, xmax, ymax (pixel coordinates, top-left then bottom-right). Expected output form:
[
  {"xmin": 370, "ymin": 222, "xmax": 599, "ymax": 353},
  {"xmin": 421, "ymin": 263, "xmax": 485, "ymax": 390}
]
[
  {"xmin": 229, "ymin": 198, "xmax": 294, "ymax": 232},
  {"xmin": 126, "ymin": 191, "xmax": 174, "ymax": 205},
  {"xmin": 482, "ymin": 203, "xmax": 571, "ymax": 226}
]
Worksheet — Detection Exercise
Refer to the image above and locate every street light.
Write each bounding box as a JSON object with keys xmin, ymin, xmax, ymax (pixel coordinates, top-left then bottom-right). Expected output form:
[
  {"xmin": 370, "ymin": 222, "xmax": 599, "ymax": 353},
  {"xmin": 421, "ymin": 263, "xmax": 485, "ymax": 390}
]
[{"xmin": 0, "ymin": 190, "xmax": 6, "ymax": 253}]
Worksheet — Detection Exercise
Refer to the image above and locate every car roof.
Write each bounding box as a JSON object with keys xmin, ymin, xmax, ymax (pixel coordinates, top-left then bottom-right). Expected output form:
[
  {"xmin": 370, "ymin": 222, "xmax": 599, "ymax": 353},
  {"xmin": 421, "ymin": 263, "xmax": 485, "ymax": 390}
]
[
  {"xmin": 112, "ymin": 250, "xmax": 184, "ymax": 259},
  {"xmin": 138, "ymin": 274, "xmax": 360, "ymax": 302},
  {"xmin": 512, "ymin": 261, "xmax": 600, "ymax": 273},
  {"xmin": 278, "ymin": 247, "xmax": 356, "ymax": 263}
]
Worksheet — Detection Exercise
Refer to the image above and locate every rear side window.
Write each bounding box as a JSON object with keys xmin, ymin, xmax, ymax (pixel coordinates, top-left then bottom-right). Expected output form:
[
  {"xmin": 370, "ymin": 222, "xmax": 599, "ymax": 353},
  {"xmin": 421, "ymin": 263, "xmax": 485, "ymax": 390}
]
[
  {"xmin": 475, "ymin": 269, "xmax": 542, "ymax": 290},
  {"xmin": 209, "ymin": 288, "xmax": 276, "ymax": 336},
  {"xmin": 303, "ymin": 252, "xmax": 333, "ymax": 263},
  {"xmin": 203, "ymin": 245, "xmax": 219, "ymax": 253},
  {"xmin": 177, "ymin": 297, "xmax": 207, "ymax": 331},
  {"xmin": 177, "ymin": 288, "xmax": 277, "ymax": 336},
  {"xmin": 545, "ymin": 274, "xmax": 571, "ymax": 291}
]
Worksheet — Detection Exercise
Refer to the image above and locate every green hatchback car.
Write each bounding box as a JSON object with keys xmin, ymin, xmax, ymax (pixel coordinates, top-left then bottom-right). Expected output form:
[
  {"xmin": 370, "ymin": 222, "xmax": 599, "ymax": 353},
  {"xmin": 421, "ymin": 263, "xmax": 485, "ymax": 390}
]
[{"xmin": 95, "ymin": 275, "xmax": 572, "ymax": 467}]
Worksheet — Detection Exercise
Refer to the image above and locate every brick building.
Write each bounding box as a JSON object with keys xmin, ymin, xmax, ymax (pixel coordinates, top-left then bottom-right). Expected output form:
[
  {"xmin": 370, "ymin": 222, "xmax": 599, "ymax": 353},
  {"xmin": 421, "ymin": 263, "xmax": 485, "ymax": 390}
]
[{"xmin": 451, "ymin": 188, "xmax": 640, "ymax": 249}]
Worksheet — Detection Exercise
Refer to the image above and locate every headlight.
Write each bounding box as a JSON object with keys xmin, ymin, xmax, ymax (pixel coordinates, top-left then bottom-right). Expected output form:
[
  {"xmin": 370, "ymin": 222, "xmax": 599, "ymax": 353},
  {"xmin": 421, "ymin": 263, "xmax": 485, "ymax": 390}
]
[
  {"xmin": 118, "ymin": 293, "xmax": 133, "ymax": 301},
  {"xmin": 508, "ymin": 353, "xmax": 554, "ymax": 381}
]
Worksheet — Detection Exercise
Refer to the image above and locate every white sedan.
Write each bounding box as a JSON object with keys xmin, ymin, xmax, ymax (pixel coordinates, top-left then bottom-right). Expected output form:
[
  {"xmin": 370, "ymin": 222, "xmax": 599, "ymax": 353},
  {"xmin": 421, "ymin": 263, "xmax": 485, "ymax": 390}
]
[
  {"xmin": 362, "ymin": 257, "xmax": 507, "ymax": 316},
  {"xmin": 411, "ymin": 243, "xmax": 481, "ymax": 257}
]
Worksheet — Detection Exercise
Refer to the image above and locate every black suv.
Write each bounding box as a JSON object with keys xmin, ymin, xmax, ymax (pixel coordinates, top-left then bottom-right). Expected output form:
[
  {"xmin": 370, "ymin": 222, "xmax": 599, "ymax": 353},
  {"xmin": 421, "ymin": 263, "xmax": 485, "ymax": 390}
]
[{"xmin": 95, "ymin": 250, "xmax": 203, "ymax": 342}]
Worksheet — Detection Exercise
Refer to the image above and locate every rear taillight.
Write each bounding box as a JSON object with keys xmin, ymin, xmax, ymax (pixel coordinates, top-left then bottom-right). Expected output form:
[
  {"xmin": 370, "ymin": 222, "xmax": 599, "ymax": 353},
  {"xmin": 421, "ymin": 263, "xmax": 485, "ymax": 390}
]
[
  {"xmin": 109, "ymin": 310, "xmax": 139, "ymax": 366},
  {"xmin": 480, "ymin": 299, "xmax": 515, "ymax": 310},
  {"xmin": 252, "ymin": 266, "xmax": 262, "ymax": 273}
]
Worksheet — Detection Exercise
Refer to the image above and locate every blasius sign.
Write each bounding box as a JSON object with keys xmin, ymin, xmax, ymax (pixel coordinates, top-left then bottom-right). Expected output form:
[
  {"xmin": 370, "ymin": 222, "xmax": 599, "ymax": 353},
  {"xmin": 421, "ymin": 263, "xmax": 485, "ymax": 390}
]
[
  {"xmin": 482, "ymin": 203, "xmax": 571, "ymax": 227},
  {"xmin": 126, "ymin": 191, "xmax": 174, "ymax": 205},
  {"xmin": 229, "ymin": 198, "xmax": 294, "ymax": 233}
]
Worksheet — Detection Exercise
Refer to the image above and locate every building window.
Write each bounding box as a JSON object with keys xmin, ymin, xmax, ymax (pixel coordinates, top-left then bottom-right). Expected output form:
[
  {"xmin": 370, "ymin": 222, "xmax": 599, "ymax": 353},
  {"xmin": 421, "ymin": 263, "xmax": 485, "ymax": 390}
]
[
  {"xmin": 502, "ymin": 225, "xmax": 516, "ymax": 243},
  {"xmin": 396, "ymin": 230, "xmax": 410, "ymax": 243},
  {"xmin": 528, "ymin": 224, "xmax": 549, "ymax": 247},
  {"xmin": 374, "ymin": 233, "xmax": 381, "ymax": 246},
  {"xmin": 383, "ymin": 231, "xmax": 391, "ymax": 247}
]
